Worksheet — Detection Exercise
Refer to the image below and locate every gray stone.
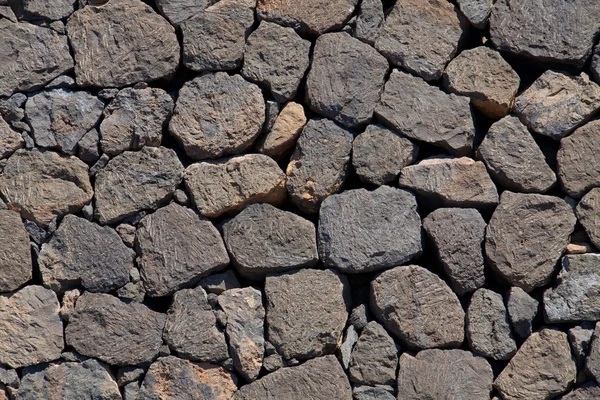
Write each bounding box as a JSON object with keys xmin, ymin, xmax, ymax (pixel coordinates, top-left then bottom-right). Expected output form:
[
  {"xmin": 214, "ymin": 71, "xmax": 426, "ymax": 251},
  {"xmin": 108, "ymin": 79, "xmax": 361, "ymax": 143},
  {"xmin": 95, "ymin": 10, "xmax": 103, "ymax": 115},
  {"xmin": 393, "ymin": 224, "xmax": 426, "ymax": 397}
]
[
  {"xmin": 560, "ymin": 383, "xmax": 600, "ymax": 400},
  {"xmin": 116, "ymin": 282, "xmax": 145, "ymax": 303},
  {"xmin": 370, "ymin": 265, "xmax": 465, "ymax": 349},
  {"xmin": 318, "ymin": 186, "xmax": 422, "ymax": 274},
  {"xmin": 155, "ymin": 0, "xmax": 213, "ymax": 26},
  {"xmin": 198, "ymin": 271, "xmax": 241, "ymax": 295},
  {"xmin": 0, "ymin": 210, "xmax": 31, "ymax": 292},
  {"xmin": 117, "ymin": 366, "xmax": 145, "ymax": 387},
  {"xmin": 349, "ymin": 304, "xmax": 369, "ymax": 331},
  {"xmin": 89, "ymin": 153, "xmax": 108, "ymax": 177},
  {"xmin": 569, "ymin": 323, "xmax": 595, "ymax": 367},
  {"xmin": 0, "ymin": 117, "xmax": 23, "ymax": 159},
  {"xmin": 0, "ymin": 4, "xmax": 16, "ymax": 21},
  {"xmin": 586, "ymin": 323, "xmax": 600, "ymax": 383},
  {"xmin": 0, "ymin": 93, "xmax": 26, "ymax": 123},
  {"xmin": 9, "ymin": 0, "xmax": 75, "ymax": 20},
  {"xmin": 577, "ymin": 188, "xmax": 600, "ymax": 249},
  {"xmin": 116, "ymin": 224, "xmax": 136, "ymax": 248},
  {"xmin": 262, "ymin": 101, "xmax": 279, "ymax": 134},
  {"xmin": 77, "ymin": 129, "xmax": 100, "ymax": 164},
  {"xmin": 375, "ymin": 69, "xmax": 475, "ymax": 155},
  {"xmin": 123, "ymin": 383, "xmax": 139, "ymax": 400},
  {"xmin": 262, "ymin": 353, "xmax": 282, "ymax": 373},
  {"xmin": 256, "ymin": 101, "xmax": 307, "ymax": 159},
  {"xmin": 59, "ymin": 288, "xmax": 80, "ymax": 323},
  {"xmin": 485, "ymin": 191, "xmax": 576, "ymax": 291},
  {"xmin": 339, "ymin": 325, "xmax": 358, "ymax": 369},
  {"xmin": 0, "ymin": 366, "xmax": 18, "ymax": 389},
  {"xmin": 353, "ymin": 0, "xmax": 383, "ymax": 45},
  {"xmin": 349, "ymin": 321, "xmax": 398, "ymax": 386},
  {"xmin": 457, "ymin": 0, "xmax": 493, "ymax": 28},
  {"xmin": 352, "ymin": 386, "xmax": 395, "ymax": 400},
  {"xmin": 45, "ymin": 75, "xmax": 75, "ymax": 89},
  {"xmin": 506, "ymin": 287, "xmax": 538, "ymax": 339},
  {"xmin": 173, "ymin": 189, "xmax": 189, "ymax": 206}
]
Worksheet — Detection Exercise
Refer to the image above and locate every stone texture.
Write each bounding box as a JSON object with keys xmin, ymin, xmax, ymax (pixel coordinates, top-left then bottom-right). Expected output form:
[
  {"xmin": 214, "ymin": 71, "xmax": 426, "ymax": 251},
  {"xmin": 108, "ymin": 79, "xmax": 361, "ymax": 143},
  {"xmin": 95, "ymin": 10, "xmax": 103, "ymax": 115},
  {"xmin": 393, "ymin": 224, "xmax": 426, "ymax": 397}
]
[
  {"xmin": 561, "ymin": 383, "xmax": 600, "ymax": 400},
  {"xmin": 569, "ymin": 323, "xmax": 595, "ymax": 367},
  {"xmin": 339, "ymin": 325, "xmax": 358, "ymax": 369},
  {"xmin": 353, "ymin": 386, "xmax": 395, "ymax": 400},
  {"xmin": 558, "ymin": 120, "xmax": 600, "ymax": 198},
  {"xmin": 265, "ymin": 268, "xmax": 350, "ymax": 360},
  {"xmin": 222, "ymin": 203, "xmax": 317, "ymax": 279},
  {"xmin": 0, "ymin": 149, "xmax": 92, "ymax": 227},
  {"xmin": 77, "ymin": 128, "xmax": 99, "ymax": 163},
  {"xmin": 586, "ymin": 323, "xmax": 600, "ymax": 383},
  {"xmin": 477, "ymin": 115, "xmax": 556, "ymax": 193},
  {"xmin": 485, "ymin": 191, "xmax": 576, "ymax": 291},
  {"xmin": 184, "ymin": 154, "xmax": 286, "ymax": 218},
  {"xmin": 349, "ymin": 321, "xmax": 398, "ymax": 386},
  {"xmin": 397, "ymin": 349, "xmax": 493, "ymax": 400},
  {"xmin": 353, "ymin": 0, "xmax": 383, "ymax": 45},
  {"xmin": 375, "ymin": 0, "xmax": 467, "ymax": 81},
  {"xmin": 507, "ymin": 287, "xmax": 538, "ymax": 339},
  {"xmin": 198, "ymin": 271, "xmax": 241, "ymax": 295},
  {"xmin": 370, "ymin": 265, "xmax": 465, "ymax": 349},
  {"xmin": 0, "ymin": 210, "xmax": 31, "ymax": 292},
  {"xmin": 94, "ymin": 146, "xmax": 183, "ymax": 225},
  {"xmin": 9, "ymin": 0, "xmax": 75, "ymax": 20},
  {"xmin": 318, "ymin": 186, "xmax": 422, "ymax": 274},
  {"xmin": 155, "ymin": 0, "xmax": 213, "ymax": 26},
  {"xmin": 0, "ymin": 117, "xmax": 23, "ymax": 160},
  {"xmin": 66, "ymin": 0, "xmax": 179, "ymax": 87},
  {"xmin": 285, "ymin": 118, "xmax": 353, "ymax": 213},
  {"xmin": 495, "ymin": 329, "xmax": 577, "ymax": 400},
  {"xmin": 513, "ymin": 70, "xmax": 600, "ymax": 140},
  {"xmin": 256, "ymin": 101, "xmax": 306, "ymax": 159},
  {"xmin": 169, "ymin": 72, "xmax": 265, "ymax": 160},
  {"xmin": 65, "ymin": 292, "xmax": 165, "ymax": 366},
  {"xmin": 135, "ymin": 203, "xmax": 229, "ymax": 297},
  {"xmin": 457, "ymin": 0, "xmax": 493, "ymax": 28},
  {"xmin": 375, "ymin": 69, "xmax": 475, "ymax": 155},
  {"xmin": 422, "ymin": 208, "xmax": 486, "ymax": 295},
  {"xmin": 577, "ymin": 188, "xmax": 600, "ymax": 250},
  {"xmin": 306, "ymin": 32, "xmax": 388, "ymax": 128}
]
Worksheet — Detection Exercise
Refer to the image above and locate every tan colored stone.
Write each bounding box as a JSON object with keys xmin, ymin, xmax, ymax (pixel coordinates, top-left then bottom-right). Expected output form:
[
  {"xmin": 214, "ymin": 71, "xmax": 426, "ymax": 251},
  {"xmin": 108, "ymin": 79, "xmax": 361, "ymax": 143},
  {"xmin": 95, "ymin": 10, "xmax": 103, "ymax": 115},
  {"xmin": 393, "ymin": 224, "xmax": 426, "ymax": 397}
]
[
  {"xmin": 257, "ymin": 102, "xmax": 306, "ymax": 159},
  {"xmin": 566, "ymin": 242, "xmax": 594, "ymax": 254},
  {"xmin": 0, "ymin": 118, "xmax": 23, "ymax": 159}
]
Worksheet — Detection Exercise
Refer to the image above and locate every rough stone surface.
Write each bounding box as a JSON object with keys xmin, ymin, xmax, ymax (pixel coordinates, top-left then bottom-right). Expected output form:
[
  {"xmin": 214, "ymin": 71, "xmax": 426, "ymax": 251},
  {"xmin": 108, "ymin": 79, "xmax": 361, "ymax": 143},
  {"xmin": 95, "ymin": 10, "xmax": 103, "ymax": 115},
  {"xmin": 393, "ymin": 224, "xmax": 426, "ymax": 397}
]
[
  {"xmin": 585, "ymin": 323, "xmax": 600, "ymax": 383},
  {"xmin": 457, "ymin": 0, "xmax": 493, "ymax": 28},
  {"xmin": 77, "ymin": 128, "xmax": 99, "ymax": 163},
  {"xmin": 155, "ymin": 0, "xmax": 213, "ymax": 26},
  {"xmin": 353, "ymin": 386, "xmax": 395, "ymax": 400},
  {"xmin": 561, "ymin": 383, "xmax": 600, "ymax": 400},
  {"xmin": 0, "ymin": 117, "xmax": 23, "ymax": 160},
  {"xmin": 353, "ymin": 0, "xmax": 383, "ymax": 45},
  {"xmin": 339, "ymin": 325, "xmax": 358, "ymax": 369},
  {"xmin": 370, "ymin": 265, "xmax": 465, "ymax": 349},
  {"xmin": 9, "ymin": 0, "xmax": 75, "ymax": 21},
  {"xmin": 558, "ymin": 120, "xmax": 600, "ymax": 198},
  {"xmin": 0, "ymin": 210, "xmax": 32, "ymax": 292},
  {"xmin": 349, "ymin": 321, "xmax": 398, "ymax": 386},
  {"xmin": 577, "ymin": 188, "xmax": 600, "ymax": 249},
  {"xmin": 198, "ymin": 271, "xmax": 241, "ymax": 295},
  {"xmin": 569, "ymin": 323, "xmax": 595, "ymax": 367},
  {"xmin": 318, "ymin": 186, "xmax": 422, "ymax": 274},
  {"xmin": 256, "ymin": 101, "xmax": 307, "ymax": 159},
  {"xmin": 375, "ymin": 69, "xmax": 475, "ymax": 155},
  {"xmin": 507, "ymin": 286, "xmax": 538, "ymax": 339},
  {"xmin": 485, "ymin": 191, "xmax": 576, "ymax": 291}
]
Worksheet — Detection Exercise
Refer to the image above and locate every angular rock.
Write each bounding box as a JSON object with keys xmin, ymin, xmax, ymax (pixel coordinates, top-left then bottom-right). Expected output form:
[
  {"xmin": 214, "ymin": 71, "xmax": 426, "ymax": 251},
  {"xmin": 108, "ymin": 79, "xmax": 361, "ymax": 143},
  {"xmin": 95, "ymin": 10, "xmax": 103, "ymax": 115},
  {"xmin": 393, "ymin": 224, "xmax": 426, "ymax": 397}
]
[
  {"xmin": 242, "ymin": 21, "xmax": 311, "ymax": 103},
  {"xmin": 265, "ymin": 268, "xmax": 350, "ymax": 360},
  {"xmin": 352, "ymin": 386, "xmax": 395, "ymax": 400},
  {"xmin": 514, "ymin": 70, "xmax": 600, "ymax": 140},
  {"xmin": 306, "ymin": 32, "xmax": 388, "ymax": 128},
  {"xmin": 256, "ymin": 101, "xmax": 306, "ymax": 159},
  {"xmin": 59, "ymin": 288, "xmax": 80, "ymax": 323},
  {"xmin": 184, "ymin": 154, "xmax": 286, "ymax": 218},
  {"xmin": 0, "ymin": 117, "xmax": 23, "ymax": 159},
  {"xmin": 423, "ymin": 208, "xmax": 486, "ymax": 295},
  {"xmin": 397, "ymin": 349, "xmax": 493, "ymax": 400},
  {"xmin": 457, "ymin": 0, "xmax": 493, "ymax": 28},
  {"xmin": 507, "ymin": 287, "xmax": 538, "ymax": 339},
  {"xmin": 561, "ymin": 383, "xmax": 600, "ymax": 400},
  {"xmin": 94, "ymin": 146, "xmax": 183, "ymax": 225},
  {"xmin": 0, "ymin": 210, "xmax": 31, "ymax": 292},
  {"xmin": 577, "ymin": 188, "xmax": 600, "ymax": 249},
  {"xmin": 485, "ymin": 191, "xmax": 576, "ymax": 291},
  {"xmin": 285, "ymin": 118, "xmax": 353, "ymax": 213},
  {"xmin": 318, "ymin": 186, "xmax": 422, "ymax": 274},
  {"xmin": 569, "ymin": 323, "xmax": 595, "ymax": 367},
  {"xmin": 198, "ymin": 271, "xmax": 241, "ymax": 295},
  {"xmin": 0, "ymin": 149, "xmax": 92, "ymax": 227},
  {"xmin": 375, "ymin": 69, "xmax": 475, "ymax": 155},
  {"xmin": 9, "ymin": 0, "xmax": 75, "ymax": 21},
  {"xmin": 77, "ymin": 128, "xmax": 100, "ymax": 163},
  {"xmin": 136, "ymin": 203, "xmax": 229, "ymax": 297},
  {"xmin": 65, "ymin": 292, "xmax": 165, "ymax": 366},
  {"xmin": 339, "ymin": 325, "xmax": 358, "ymax": 369},
  {"xmin": 477, "ymin": 115, "xmax": 556, "ymax": 193},
  {"xmin": 169, "ymin": 73, "xmax": 265, "ymax": 160},
  {"xmin": 155, "ymin": 0, "xmax": 213, "ymax": 26},
  {"xmin": 375, "ymin": 0, "xmax": 466, "ymax": 81},
  {"xmin": 66, "ymin": 0, "xmax": 180, "ymax": 87},
  {"xmin": 353, "ymin": 0, "xmax": 383, "ymax": 45},
  {"xmin": 370, "ymin": 265, "xmax": 465, "ymax": 349},
  {"xmin": 399, "ymin": 156, "xmax": 499, "ymax": 208},
  {"xmin": 495, "ymin": 329, "xmax": 576, "ymax": 400},
  {"xmin": 349, "ymin": 321, "xmax": 398, "ymax": 386}
]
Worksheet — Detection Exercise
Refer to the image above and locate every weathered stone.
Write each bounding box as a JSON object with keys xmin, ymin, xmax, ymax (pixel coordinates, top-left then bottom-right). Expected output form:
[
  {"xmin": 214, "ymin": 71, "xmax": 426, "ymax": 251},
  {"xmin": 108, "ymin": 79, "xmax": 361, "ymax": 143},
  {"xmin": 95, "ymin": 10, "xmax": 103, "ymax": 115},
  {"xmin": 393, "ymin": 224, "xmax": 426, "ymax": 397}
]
[
  {"xmin": 423, "ymin": 208, "xmax": 486, "ymax": 295},
  {"xmin": 155, "ymin": 0, "xmax": 213, "ymax": 26},
  {"xmin": 136, "ymin": 203, "xmax": 229, "ymax": 297},
  {"xmin": 0, "ymin": 149, "xmax": 92, "ymax": 227},
  {"xmin": 349, "ymin": 321, "xmax": 398, "ymax": 386},
  {"xmin": 0, "ymin": 94, "xmax": 25, "ymax": 123},
  {"xmin": 242, "ymin": 21, "xmax": 311, "ymax": 103},
  {"xmin": 0, "ymin": 285, "xmax": 63, "ymax": 368},
  {"xmin": 77, "ymin": 128, "xmax": 99, "ymax": 163},
  {"xmin": 457, "ymin": 0, "xmax": 493, "ymax": 28},
  {"xmin": 352, "ymin": 386, "xmax": 395, "ymax": 400},
  {"xmin": 0, "ymin": 20, "xmax": 73, "ymax": 97},
  {"xmin": 285, "ymin": 118, "xmax": 352, "ymax": 213},
  {"xmin": 89, "ymin": 153, "xmax": 108, "ymax": 176},
  {"xmin": 9, "ymin": 0, "xmax": 75, "ymax": 21},
  {"xmin": 169, "ymin": 73, "xmax": 265, "ymax": 160},
  {"xmin": 585, "ymin": 323, "xmax": 600, "ymax": 383},
  {"xmin": 0, "ymin": 117, "xmax": 23, "ymax": 159},
  {"xmin": 265, "ymin": 268, "xmax": 350, "ymax": 360},
  {"xmin": 485, "ymin": 191, "xmax": 576, "ymax": 291},
  {"xmin": 262, "ymin": 101, "xmax": 279, "ymax": 135},
  {"xmin": 117, "ymin": 281, "xmax": 145, "ymax": 303},
  {"xmin": 256, "ymin": 101, "xmax": 306, "ymax": 159},
  {"xmin": 319, "ymin": 186, "xmax": 422, "ymax": 274},
  {"xmin": 339, "ymin": 325, "xmax": 358, "ymax": 369},
  {"xmin": 94, "ymin": 146, "xmax": 183, "ymax": 225},
  {"xmin": 397, "ymin": 349, "xmax": 493, "ymax": 400},
  {"xmin": 561, "ymin": 383, "xmax": 600, "ymax": 400},
  {"xmin": 66, "ymin": 0, "xmax": 179, "ymax": 87},
  {"xmin": 45, "ymin": 75, "xmax": 75, "ymax": 90},
  {"xmin": 577, "ymin": 188, "xmax": 600, "ymax": 249},
  {"xmin": 234, "ymin": 355, "xmax": 352, "ymax": 400},
  {"xmin": 184, "ymin": 154, "xmax": 286, "ymax": 218},
  {"xmin": 375, "ymin": 0, "xmax": 466, "ymax": 81},
  {"xmin": 507, "ymin": 287, "xmax": 538, "ymax": 339},
  {"xmin": 353, "ymin": 0, "xmax": 383, "ymax": 45},
  {"xmin": 558, "ymin": 120, "xmax": 600, "ymax": 198},
  {"xmin": 349, "ymin": 304, "xmax": 369, "ymax": 331},
  {"xmin": 370, "ymin": 265, "xmax": 465, "ymax": 349},
  {"xmin": 59, "ymin": 288, "xmax": 80, "ymax": 323},
  {"xmin": 117, "ymin": 366, "xmax": 144, "ymax": 387},
  {"xmin": 306, "ymin": 32, "xmax": 388, "ymax": 128},
  {"xmin": 198, "ymin": 271, "xmax": 241, "ymax": 295},
  {"xmin": 477, "ymin": 115, "xmax": 556, "ymax": 193},
  {"xmin": 375, "ymin": 69, "xmax": 475, "ymax": 155},
  {"xmin": 0, "ymin": 210, "xmax": 31, "ymax": 292},
  {"xmin": 495, "ymin": 329, "xmax": 576, "ymax": 400},
  {"xmin": 569, "ymin": 323, "xmax": 595, "ymax": 367},
  {"xmin": 514, "ymin": 70, "xmax": 600, "ymax": 140},
  {"xmin": 65, "ymin": 292, "xmax": 165, "ymax": 366}
]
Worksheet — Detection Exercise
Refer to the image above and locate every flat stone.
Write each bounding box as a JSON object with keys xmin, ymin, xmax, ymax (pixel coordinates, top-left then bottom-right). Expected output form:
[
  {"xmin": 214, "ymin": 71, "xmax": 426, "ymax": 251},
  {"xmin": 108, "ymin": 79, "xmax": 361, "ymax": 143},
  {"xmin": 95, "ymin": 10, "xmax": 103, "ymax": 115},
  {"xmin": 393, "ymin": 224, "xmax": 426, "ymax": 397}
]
[
  {"xmin": 242, "ymin": 21, "xmax": 311, "ymax": 103},
  {"xmin": 9, "ymin": 0, "xmax": 75, "ymax": 20},
  {"xmin": 349, "ymin": 321, "xmax": 399, "ymax": 386},
  {"xmin": 222, "ymin": 203, "xmax": 317, "ymax": 279},
  {"xmin": 375, "ymin": 69, "xmax": 475, "ymax": 155},
  {"xmin": 77, "ymin": 128, "xmax": 99, "ymax": 163},
  {"xmin": 457, "ymin": 0, "xmax": 493, "ymax": 28},
  {"xmin": 577, "ymin": 188, "xmax": 600, "ymax": 249},
  {"xmin": 561, "ymin": 383, "xmax": 600, "ymax": 400},
  {"xmin": 265, "ymin": 268, "xmax": 350, "ymax": 360},
  {"xmin": 514, "ymin": 70, "xmax": 600, "ymax": 140},
  {"xmin": 485, "ymin": 191, "xmax": 576, "ymax": 291},
  {"xmin": 339, "ymin": 325, "xmax": 358, "ymax": 369},
  {"xmin": 375, "ymin": 0, "xmax": 467, "ymax": 81},
  {"xmin": 352, "ymin": 386, "xmax": 395, "ymax": 400},
  {"xmin": 422, "ymin": 208, "xmax": 486, "ymax": 295},
  {"xmin": 495, "ymin": 329, "xmax": 576, "ymax": 400},
  {"xmin": 66, "ymin": 0, "xmax": 179, "ymax": 87},
  {"xmin": 318, "ymin": 186, "xmax": 422, "ymax": 274},
  {"xmin": 353, "ymin": 0, "xmax": 383, "ymax": 45},
  {"xmin": 370, "ymin": 265, "xmax": 465, "ymax": 349},
  {"xmin": 0, "ymin": 149, "xmax": 93, "ymax": 227},
  {"xmin": 0, "ymin": 117, "xmax": 23, "ymax": 159},
  {"xmin": 135, "ymin": 203, "xmax": 229, "ymax": 297},
  {"xmin": 94, "ymin": 146, "xmax": 183, "ymax": 225},
  {"xmin": 0, "ymin": 210, "xmax": 31, "ymax": 292},
  {"xmin": 507, "ymin": 287, "xmax": 538, "ymax": 339},
  {"xmin": 306, "ymin": 32, "xmax": 388, "ymax": 128},
  {"xmin": 169, "ymin": 72, "xmax": 265, "ymax": 160},
  {"xmin": 65, "ymin": 292, "xmax": 165, "ymax": 366},
  {"xmin": 477, "ymin": 115, "xmax": 556, "ymax": 193},
  {"xmin": 155, "ymin": 0, "xmax": 213, "ymax": 26},
  {"xmin": 558, "ymin": 120, "xmax": 600, "ymax": 198},
  {"xmin": 285, "ymin": 118, "xmax": 353, "ymax": 213},
  {"xmin": 256, "ymin": 101, "xmax": 307, "ymax": 159},
  {"xmin": 198, "ymin": 271, "xmax": 240, "ymax": 295},
  {"xmin": 184, "ymin": 154, "xmax": 286, "ymax": 218}
]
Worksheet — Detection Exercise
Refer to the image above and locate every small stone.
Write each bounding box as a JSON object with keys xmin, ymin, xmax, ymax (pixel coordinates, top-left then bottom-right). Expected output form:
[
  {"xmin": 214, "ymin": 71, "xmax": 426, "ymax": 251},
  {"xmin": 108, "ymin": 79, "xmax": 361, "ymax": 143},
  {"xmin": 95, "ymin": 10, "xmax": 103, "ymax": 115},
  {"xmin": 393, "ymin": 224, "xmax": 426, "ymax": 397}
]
[
  {"xmin": 9, "ymin": 0, "xmax": 75, "ymax": 20},
  {"xmin": 97, "ymin": 89, "xmax": 118, "ymax": 102},
  {"xmin": 569, "ymin": 323, "xmax": 595, "ymax": 367},
  {"xmin": 585, "ymin": 323, "xmax": 600, "ymax": 383},
  {"xmin": 116, "ymin": 224, "xmax": 136, "ymax": 247},
  {"xmin": 262, "ymin": 353, "xmax": 283, "ymax": 373},
  {"xmin": 370, "ymin": 265, "xmax": 465, "ymax": 349},
  {"xmin": 353, "ymin": 386, "xmax": 395, "ymax": 400},
  {"xmin": 45, "ymin": 75, "xmax": 76, "ymax": 89},
  {"xmin": 0, "ymin": 93, "xmax": 26, "ymax": 122},
  {"xmin": 576, "ymin": 188, "xmax": 600, "ymax": 249},
  {"xmin": 457, "ymin": 0, "xmax": 493, "ymax": 28},
  {"xmin": 0, "ymin": 366, "xmax": 18, "ymax": 390},
  {"xmin": 339, "ymin": 325, "xmax": 358, "ymax": 370},
  {"xmin": 173, "ymin": 189, "xmax": 189, "ymax": 206},
  {"xmin": 198, "ymin": 271, "xmax": 241, "ymax": 295},
  {"xmin": 256, "ymin": 101, "xmax": 307, "ymax": 159},
  {"xmin": 77, "ymin": 129, "xmax": 100, "ymax": 164},
  {"xmin": 349, "ymin": 321, "xmax": 398, "ymax": 386},
  {"xmin": 184, "ymin": 154, "xmax": 286, "ymax": 218},
  {"xmin": 117, "ymin": 366, "xmax": 145, "ymax": 387},
  {"xmin": 0, "ymin": 4, "xmax": 16, "ymax": 21},
  {"xmin": 155, "ymin": 0, "xmax": 213, "ymax": 26},
  {"xmin": 561, "ymin": 383, "xmax": 600, "ymax": 400},
  {"xmin": 506, "ymin": 287, "xmax": 538, "ymax": 339},
  {"xmin": 262, "ymin": 101, "xmax": 279, "ymax": 133},
  {"xmin": 59, "ymin": 288, "xmax": 80, "ymax": 323},
  {"xmin": 353, "ymin": 0, "xmax": 383, "ymax": 45},
  {"xmin": 0, "ymin": 117, "xmax": 23, "ymax": 159},
  {"xmin": 318, "ymin": 186, "xmax": 422, "ymax": 274},
  {"xmin": 116, "ymin": 282, "xmax": 145, "ymax": 303},
  {"xmin": 566, "ymin": 242, "xmax": 595, "ymax": 255},
  {"xmin": 89, "ymin": 153, "xmax": 108, "ymax": 177},
  {"xmin": 0, "ymin": 210, "xmax": 31, "ymax": 292},
  {"xmin": 375, "ymin": 69, "xmax": 475, "ymax": 155},
  {"xmin": 23, "ymin": 220, "xmax": 46, "ymax": 245},
  {"xmin": 349, "ymin": 304, "xmax": 369, "ymax": 331},
  {"xmin": 80, "ymin": 201, "xmax": 93, "ymax": 220}
]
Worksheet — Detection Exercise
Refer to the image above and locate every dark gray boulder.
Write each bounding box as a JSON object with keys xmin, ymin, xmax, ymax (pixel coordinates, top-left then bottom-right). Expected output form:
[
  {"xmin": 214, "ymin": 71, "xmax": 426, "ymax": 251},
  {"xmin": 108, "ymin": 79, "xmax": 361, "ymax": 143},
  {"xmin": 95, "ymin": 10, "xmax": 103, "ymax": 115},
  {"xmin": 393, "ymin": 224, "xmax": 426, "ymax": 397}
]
[{"xmin": 349, "ymin": 321, "xmax": 399, "ymax": 386}]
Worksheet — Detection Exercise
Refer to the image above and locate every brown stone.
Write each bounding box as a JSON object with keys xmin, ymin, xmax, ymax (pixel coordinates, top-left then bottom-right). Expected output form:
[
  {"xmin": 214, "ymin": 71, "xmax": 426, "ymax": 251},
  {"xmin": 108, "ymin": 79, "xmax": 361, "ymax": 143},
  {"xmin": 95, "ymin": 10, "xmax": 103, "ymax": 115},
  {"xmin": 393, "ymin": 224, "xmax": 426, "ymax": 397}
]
[
  {"xmin": 0, "ymin": 117, "xmax": 23, "ymax": 159},
  {"xmin": 256, "ymin": 101, "xmax": 307, "ymax": 159},
  {"xmin": 0, "ymin": 210, "xmax": 31, "ymax": 293}
]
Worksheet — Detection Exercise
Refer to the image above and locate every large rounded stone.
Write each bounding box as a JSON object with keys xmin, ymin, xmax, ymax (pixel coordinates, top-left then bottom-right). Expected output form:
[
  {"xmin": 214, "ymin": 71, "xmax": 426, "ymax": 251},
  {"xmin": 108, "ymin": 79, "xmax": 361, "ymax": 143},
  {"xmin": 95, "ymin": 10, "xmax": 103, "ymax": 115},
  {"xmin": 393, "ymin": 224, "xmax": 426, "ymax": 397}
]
[{"xmin": 0, "ymin": 210, "xmax": 32, "ymax": 293}]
